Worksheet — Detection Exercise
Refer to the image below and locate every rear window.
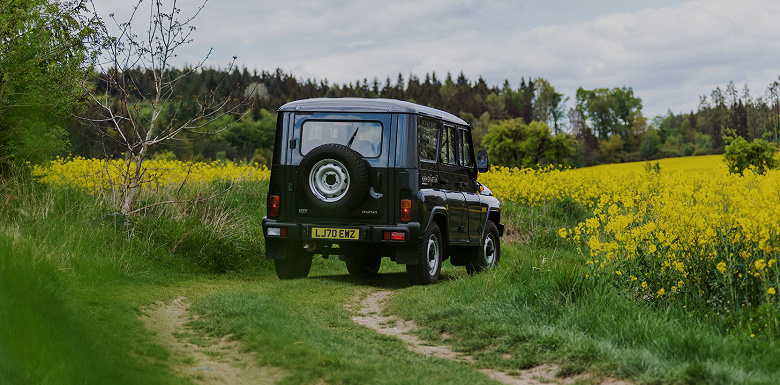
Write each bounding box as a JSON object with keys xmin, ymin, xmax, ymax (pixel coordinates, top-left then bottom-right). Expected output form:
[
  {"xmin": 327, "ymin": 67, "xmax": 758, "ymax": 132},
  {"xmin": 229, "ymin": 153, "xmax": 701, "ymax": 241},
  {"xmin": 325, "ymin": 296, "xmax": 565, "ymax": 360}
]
[{"xmin": 300, "ymin": 120, "xmax": 382, "ymax": 158}]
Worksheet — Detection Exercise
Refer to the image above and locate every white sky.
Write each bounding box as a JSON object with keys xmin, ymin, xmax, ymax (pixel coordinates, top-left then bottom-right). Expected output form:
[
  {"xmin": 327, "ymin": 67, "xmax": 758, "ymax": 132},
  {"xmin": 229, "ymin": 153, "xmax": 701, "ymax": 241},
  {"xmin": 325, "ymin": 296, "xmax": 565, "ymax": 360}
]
[{"xmin": 91, "ymin": 0, "xmax": 780, "ymax": 119}]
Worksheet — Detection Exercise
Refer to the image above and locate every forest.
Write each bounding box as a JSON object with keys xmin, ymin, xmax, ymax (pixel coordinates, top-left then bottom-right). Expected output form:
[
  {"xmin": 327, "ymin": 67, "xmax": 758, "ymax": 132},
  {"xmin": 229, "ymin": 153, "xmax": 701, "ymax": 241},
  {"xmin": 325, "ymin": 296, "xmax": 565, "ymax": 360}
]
[{"xmin": 65, "ymin": 67, "xmax": 780, "ymax": 169}]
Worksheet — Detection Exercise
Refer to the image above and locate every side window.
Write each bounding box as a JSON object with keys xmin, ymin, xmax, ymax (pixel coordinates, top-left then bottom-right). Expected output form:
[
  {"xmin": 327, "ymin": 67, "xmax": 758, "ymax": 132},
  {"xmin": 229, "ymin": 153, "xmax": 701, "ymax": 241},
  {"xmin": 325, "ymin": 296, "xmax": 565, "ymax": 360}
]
[
  {"xmin": 418, "ymin": 119, "xmax": 438, "ymax": 161},
  {"xmin": 440, "ymin": 126, "xmax": 457, "ymax": 165},
  {"xmin": 459, "ymin": 129, "xmax": 474, "ymax": 168}
]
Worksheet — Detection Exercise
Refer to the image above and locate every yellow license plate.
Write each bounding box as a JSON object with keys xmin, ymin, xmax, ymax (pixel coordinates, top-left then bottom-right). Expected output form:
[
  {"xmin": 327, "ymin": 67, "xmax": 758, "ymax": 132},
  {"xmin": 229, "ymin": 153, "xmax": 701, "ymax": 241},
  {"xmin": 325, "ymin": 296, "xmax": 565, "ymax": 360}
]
[{"xmin": 311, "ymin": 227, "xmax": 359, "ymax": 240}]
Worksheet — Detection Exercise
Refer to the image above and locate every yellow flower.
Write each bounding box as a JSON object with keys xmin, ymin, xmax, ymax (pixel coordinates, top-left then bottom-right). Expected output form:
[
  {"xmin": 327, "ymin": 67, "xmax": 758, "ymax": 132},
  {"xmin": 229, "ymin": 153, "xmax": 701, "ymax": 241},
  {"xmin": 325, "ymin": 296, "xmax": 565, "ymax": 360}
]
[
  {"xmin": 657, "ymin": 288, "xmax": 666, "ymax": 296},
  {"xmin": 769, "ymin": 288, "xmax": 776, "ymax": 295},
  {"xmin": 716, "ymin": 262, "xmax": 727, "ymax": 273},
  {"xmin": 755, "ymin": 259, "xmax": 766, "ymax": 270},
  {"xmin": 641, "ymin": 281, "xmax": 648, "ymax": 290},
  {"xmin": 648, "ymin": 244, "xmax": 657, "ymax": 253}
]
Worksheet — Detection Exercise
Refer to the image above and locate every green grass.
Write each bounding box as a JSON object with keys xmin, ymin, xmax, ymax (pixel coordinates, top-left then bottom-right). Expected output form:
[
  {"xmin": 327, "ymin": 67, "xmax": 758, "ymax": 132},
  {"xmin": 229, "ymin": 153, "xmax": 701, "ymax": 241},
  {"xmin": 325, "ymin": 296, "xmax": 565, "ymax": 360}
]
[
  {"xmin": 0, "ymin": 189, "xmax": 191, "ymax": 384},
  {"xmin": 188, "ymin": 274, "xmax": 497, "ymax": 385},
  {"xmin": 387, "ymin": 202, "xmax": 780, "ymax": 385},
  {"xmin": 3, "ymin": 170, "xmax": 780, "ymax": 384}
]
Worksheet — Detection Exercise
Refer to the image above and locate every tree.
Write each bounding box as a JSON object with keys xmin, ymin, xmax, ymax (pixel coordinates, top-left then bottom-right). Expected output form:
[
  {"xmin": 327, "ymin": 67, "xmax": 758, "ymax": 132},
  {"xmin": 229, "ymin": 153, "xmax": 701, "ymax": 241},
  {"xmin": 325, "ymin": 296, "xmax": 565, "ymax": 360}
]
[
  {"xmin": 0, "ymin": 0, "xmax": 99, "ymax": 170},
  {"xmin": 518, "ymin": 78, "xmax": 535, "ymax": 124},
  {"xmin": 640, "ymin": 129, "xmax": 661, "ymax": 159},
  {"xmin": 724, "ymin": 137, "xmax": 779, "ymax": 175},
  {"xmin": 87, "ymin": 0, "xmax": 246, "ymax": 214},
  {"xmin": 599, "ymin": 135, "xmax": 625, "ymax": 163},
  {"xmin": 482, "ymin": 119, "xmax": 574, "ymax": 169},
  {"xmin": 533, "ymin": 78, "xmax": 568, "ymax": 133},
  {"xmin": 575, "ymin": 86, "xmax": 642, "ymax": 144}
]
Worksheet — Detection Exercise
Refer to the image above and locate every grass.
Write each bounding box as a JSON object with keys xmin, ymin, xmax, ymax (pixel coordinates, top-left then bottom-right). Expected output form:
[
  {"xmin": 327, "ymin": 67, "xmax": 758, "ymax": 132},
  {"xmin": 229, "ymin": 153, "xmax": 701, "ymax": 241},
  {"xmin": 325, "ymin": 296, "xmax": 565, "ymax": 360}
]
[
  {"xmin": 387, "ymin": 202, "xmax": 780, "ymax": 384},
  {"xmin": 188, "ymin": 275, "xmax": 498, "ymax": 385},
  {"xmin": 3, "ymin": 166, "xmax": 780, "ymax": 384}
]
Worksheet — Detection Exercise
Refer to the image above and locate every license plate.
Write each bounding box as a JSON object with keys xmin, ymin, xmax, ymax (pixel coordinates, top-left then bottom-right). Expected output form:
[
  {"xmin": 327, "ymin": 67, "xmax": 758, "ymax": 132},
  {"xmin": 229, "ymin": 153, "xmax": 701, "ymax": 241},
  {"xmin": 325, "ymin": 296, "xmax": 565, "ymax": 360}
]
[{"xmin": 311, "ymin": 227, "xmax": 359, "ymax": 240}]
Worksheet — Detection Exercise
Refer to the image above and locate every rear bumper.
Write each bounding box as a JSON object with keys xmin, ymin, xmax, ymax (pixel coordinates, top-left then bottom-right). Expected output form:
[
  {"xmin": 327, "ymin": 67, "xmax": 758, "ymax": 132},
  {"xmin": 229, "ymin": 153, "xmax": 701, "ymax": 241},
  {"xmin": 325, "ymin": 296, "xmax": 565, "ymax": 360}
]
[{"xmin": 262, "ymin": 217, "xmax": 422, "ymax": 263}]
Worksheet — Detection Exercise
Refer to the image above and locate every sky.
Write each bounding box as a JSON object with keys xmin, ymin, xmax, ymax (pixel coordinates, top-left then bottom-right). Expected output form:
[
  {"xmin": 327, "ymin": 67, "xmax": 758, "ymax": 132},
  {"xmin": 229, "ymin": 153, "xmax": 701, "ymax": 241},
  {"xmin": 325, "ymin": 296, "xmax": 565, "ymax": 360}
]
[{"xmin": 91, "ymin": 0, "xmax": 780, "ymax": 119}]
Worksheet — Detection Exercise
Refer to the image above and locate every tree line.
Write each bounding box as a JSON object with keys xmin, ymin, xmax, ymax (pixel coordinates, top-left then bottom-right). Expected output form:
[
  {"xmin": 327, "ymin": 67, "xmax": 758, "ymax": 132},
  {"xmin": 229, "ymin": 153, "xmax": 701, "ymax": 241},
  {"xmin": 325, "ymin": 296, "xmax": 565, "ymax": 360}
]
[{"xmin": 70, "ymin": 67, "xmax": 780, "ymax": 169}]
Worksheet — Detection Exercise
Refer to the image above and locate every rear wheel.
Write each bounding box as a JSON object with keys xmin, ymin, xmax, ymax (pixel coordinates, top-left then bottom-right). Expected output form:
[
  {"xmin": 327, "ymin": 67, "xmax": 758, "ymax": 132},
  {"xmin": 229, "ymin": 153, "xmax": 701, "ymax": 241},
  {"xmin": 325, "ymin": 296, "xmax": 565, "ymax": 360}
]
[
  {"xmin": 274, "ymin": 243, "xmax": 314, "ymax": 280},
  {"xmin": 407, "ymin": 222, "xmax": 443, "ymax": 285},
  {"xmin": 466, "ymin": 220, "xmax": 500, "ymax": 275}
]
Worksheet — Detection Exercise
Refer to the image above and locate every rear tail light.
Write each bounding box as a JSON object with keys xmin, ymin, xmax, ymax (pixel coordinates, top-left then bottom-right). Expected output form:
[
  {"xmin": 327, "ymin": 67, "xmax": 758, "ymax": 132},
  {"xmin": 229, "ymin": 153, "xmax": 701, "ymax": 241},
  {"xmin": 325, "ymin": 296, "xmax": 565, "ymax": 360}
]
[
  {"xmin": 383, "ymin": 231, "xmax": 406, "ymax": 241},
  {"xmin": 400, "ymin": 199, "xmax": 411, "ymax": 222},
  {"xmin": 269, "ymin": 195, "xmax": 280, "ymax": 217}
]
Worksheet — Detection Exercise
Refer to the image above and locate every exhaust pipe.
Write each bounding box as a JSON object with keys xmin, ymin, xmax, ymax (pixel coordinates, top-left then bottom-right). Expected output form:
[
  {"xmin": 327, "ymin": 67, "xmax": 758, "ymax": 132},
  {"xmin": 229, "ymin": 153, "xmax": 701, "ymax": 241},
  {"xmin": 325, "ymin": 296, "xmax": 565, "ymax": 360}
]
[{"xmin": 303, "ymin": 241, "xmax": 317, "ymax": 252}]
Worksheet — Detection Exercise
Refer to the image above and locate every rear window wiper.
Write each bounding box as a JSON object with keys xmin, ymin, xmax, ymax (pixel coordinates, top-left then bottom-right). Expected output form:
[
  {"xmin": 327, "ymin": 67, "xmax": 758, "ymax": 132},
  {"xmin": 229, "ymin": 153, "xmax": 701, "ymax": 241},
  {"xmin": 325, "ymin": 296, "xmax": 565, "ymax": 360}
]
[{"xmin": 346, "ymin": 126, "xmax": 360, "ymax": 147}]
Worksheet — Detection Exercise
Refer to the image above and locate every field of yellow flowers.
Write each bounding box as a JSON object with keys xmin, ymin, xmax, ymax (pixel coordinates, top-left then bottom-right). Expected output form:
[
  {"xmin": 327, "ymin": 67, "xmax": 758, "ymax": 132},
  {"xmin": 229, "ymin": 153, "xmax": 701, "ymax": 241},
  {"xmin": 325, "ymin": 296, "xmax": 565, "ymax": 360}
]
[
  {"xmin": 32, "ymin": 156, "xmax": 270, "ymax": 194},
  {"xmin": 34, "ymin": 154, "xmax": 779, "ymax": 330},
  {"xmin": 483, "ymin": 154, "xmax": 780, "ymax": 331}
]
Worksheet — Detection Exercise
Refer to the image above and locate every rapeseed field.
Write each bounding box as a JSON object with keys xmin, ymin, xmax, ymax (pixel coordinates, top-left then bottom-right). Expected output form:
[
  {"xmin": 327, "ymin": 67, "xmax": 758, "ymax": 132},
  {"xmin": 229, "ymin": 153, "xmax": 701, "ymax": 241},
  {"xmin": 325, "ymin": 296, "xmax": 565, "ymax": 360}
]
[
  {"xmin": 482, "ymin": 154, "xmax": 779, "ymax": 334},
  {"xmin": 31, "ymin": 156, "xmax": 270, "ymax": 193},
  {"xmin": 34, "ymin": 154, "xmax": 780, "ymax": 333}
]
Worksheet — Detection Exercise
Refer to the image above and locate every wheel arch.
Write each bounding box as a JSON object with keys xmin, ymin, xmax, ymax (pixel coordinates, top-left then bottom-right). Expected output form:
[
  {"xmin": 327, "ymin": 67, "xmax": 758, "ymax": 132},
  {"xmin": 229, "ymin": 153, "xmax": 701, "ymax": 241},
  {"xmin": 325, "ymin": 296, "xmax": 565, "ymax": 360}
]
[
  {"xmin": 424, "ymin": 207, "xmax": 449, "ymax": 247},
  {"xmin": 487, "ymin": 209, "xmax": 504, "ymax": 237}
]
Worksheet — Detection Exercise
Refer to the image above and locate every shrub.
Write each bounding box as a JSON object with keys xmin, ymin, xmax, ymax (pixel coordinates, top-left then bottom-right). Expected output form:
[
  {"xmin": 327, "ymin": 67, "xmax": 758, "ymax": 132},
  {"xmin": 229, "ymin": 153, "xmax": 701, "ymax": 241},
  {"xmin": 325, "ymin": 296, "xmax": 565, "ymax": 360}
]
[{"xmin": 724, "ymin": 137, "xmax": 779, "ymax": 175}]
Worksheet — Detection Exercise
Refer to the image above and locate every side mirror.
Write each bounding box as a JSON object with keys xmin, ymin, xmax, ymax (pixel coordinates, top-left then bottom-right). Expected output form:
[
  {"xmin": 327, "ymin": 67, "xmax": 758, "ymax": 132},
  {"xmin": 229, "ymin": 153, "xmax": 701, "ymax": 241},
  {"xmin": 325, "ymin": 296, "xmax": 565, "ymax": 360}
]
[{"xmin": 476, "ymin": 150, "xmax": 489, "ymax": 173}]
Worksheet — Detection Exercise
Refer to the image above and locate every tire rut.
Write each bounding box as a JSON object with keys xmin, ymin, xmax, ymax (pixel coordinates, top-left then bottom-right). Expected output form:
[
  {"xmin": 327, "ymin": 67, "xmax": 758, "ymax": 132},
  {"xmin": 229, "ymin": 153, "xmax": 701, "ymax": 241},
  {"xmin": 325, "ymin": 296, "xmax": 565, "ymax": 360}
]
[
  {"xmin": 348, "ymin": 290, "xmax": 633, "ymax": 385},
  {"xmin": 140, "ymin": 296, "xmax": 287, "ymax": 385}
]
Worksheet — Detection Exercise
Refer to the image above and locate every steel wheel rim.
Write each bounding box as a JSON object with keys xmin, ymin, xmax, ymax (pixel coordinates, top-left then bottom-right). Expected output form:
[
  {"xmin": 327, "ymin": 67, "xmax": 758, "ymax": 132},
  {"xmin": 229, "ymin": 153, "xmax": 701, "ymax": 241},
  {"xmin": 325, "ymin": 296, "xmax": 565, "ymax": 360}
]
[
  {"xmin": 427, "ymin": 233, "xmax": 440, "ymax": 276},
  {"xmin": 309, "ymin": 158, "xmax": 349, "ymax": 202},
  {"xmin": 483, "ymin": 234, "xmax": 496, "ymax": 267}
]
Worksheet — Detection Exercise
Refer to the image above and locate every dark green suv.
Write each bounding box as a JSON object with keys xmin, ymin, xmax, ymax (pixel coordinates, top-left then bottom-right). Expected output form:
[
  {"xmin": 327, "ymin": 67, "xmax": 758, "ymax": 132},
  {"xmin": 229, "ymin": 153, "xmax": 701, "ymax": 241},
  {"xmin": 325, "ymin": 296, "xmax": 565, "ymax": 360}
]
[{"xmin": 262, "ymin": 98, "xmax": 503, "ymax": 285}]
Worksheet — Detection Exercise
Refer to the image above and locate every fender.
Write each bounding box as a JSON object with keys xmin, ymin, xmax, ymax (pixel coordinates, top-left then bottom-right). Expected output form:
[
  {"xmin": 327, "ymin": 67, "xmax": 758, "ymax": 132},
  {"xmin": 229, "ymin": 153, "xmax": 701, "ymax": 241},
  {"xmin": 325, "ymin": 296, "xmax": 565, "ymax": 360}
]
[{"xmin": 420, "ymin": 206, "xmax": 448, "ymax": 239}]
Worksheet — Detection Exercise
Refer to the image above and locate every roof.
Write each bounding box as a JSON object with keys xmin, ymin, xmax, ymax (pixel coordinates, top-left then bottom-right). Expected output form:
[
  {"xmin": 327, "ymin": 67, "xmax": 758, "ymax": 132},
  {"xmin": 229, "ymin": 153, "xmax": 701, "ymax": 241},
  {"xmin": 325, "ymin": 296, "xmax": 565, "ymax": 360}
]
[{"xmin": 278, "ymin": 98, "xmax": 468, "ymax": 126}]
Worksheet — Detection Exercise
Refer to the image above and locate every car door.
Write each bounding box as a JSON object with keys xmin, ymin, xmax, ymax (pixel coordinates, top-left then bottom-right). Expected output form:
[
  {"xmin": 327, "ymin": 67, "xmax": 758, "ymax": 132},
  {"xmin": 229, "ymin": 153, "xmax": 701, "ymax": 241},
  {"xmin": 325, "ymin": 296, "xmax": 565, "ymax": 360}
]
[
  {"xmin": 439, "ymin": 124, "xmax": 466, "ymax": 244},
  {"xmin": 458, "ymin": 128, "xmax": 483, "ymax": 245}
]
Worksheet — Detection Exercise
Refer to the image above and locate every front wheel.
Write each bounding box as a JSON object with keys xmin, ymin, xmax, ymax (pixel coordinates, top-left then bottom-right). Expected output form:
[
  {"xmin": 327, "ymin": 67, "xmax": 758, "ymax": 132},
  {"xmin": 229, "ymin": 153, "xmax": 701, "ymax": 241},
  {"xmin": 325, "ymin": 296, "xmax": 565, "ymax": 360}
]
[
  {"xmin": 407, "ymin": 222, "xmax": 443, "ymax": 285},
  {"xmin": 274, "ymin": 243, "xmax": 314, "ymax": 280},
  {"xmin": 466, "ymin": 220, "xmax": 500, "ymax": 275}
]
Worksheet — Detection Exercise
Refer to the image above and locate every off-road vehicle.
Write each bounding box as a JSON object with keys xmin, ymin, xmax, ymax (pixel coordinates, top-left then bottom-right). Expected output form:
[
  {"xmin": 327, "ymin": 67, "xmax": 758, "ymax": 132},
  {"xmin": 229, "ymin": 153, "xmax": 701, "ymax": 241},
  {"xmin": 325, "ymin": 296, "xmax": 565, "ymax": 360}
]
[{"xmin": 262, "ymin": 98, "xmax": 503, "ymax": 285}]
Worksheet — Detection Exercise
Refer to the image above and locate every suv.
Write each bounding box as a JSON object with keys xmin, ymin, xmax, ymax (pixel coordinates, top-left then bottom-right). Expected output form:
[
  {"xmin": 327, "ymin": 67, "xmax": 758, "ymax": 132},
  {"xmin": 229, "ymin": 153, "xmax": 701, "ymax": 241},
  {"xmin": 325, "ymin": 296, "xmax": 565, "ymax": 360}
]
[{"xmin": 262, "ymin": 98, "xmax": 503, "ymax": 285}]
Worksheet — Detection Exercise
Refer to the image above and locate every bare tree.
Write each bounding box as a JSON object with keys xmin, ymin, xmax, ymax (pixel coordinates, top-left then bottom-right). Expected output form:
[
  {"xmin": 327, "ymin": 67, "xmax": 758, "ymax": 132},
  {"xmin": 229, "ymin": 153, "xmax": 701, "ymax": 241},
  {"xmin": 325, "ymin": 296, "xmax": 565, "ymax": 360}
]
[{"xmin": 87, "ymin": 0, "xmax": 246, "ymax": 214}]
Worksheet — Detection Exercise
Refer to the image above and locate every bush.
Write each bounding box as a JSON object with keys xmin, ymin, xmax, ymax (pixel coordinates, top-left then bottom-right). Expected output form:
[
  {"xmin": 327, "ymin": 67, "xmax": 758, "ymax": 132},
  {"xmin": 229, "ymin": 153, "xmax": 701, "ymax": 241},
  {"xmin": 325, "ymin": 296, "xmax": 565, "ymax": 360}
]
[{"xmin": 724, "ymin": 137, "xmax": 779, "ymax": 175}]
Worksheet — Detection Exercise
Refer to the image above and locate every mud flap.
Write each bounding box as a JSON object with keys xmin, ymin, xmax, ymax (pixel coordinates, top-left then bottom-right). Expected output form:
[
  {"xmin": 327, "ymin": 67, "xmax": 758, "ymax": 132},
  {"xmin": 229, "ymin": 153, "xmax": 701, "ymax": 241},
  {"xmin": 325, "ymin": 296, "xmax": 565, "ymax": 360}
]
[
  {"xmin": 265, "ymin": 239, "xmax": 288, "ymax": 260},
  {"xmin": 393, "ymin": 245, "xmax": 419, "ymax": 265}
]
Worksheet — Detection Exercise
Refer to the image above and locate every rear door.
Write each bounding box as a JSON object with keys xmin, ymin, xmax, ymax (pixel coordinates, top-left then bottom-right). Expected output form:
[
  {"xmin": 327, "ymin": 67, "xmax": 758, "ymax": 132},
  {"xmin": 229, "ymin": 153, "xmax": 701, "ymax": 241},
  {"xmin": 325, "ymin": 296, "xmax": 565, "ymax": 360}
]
[{"xmin": 288, "ymin": 112, "xmax": 393, "ymax": 224}]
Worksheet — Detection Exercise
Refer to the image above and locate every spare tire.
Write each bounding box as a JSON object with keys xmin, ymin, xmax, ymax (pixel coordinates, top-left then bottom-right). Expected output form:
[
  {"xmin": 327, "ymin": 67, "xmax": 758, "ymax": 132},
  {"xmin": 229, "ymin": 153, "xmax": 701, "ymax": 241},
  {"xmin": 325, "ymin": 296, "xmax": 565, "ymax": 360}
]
[{"xmin": 298, "ymin": 143, "xmax": 369, "ymax": 214}]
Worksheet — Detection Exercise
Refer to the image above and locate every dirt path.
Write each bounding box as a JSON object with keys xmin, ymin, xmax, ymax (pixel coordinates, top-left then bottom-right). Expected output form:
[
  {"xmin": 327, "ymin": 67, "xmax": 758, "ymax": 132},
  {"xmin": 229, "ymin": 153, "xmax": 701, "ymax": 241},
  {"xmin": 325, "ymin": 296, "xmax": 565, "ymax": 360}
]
[
  {"xmin": 349, "ymin": 290, "xmax": 632, "ymax": 385},
  {"xmin": 140, "ymin": 296, "xmax": 287, "ymax": 385}
]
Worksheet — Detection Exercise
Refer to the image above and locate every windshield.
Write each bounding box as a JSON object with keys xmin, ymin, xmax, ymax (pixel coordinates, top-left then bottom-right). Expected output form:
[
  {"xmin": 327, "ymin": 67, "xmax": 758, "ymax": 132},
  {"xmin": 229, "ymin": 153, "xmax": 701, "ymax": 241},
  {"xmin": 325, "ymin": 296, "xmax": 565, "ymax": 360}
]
[{"xmin": 300, "ymin": 120, "xmax": 383, "ymax": 158}]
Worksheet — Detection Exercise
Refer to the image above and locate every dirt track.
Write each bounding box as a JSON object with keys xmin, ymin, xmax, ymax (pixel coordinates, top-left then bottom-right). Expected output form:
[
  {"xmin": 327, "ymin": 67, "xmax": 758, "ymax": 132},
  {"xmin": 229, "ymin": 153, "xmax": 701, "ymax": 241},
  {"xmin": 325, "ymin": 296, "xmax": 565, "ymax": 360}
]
[
  {"xmin": 140, "ymin": 291, "xmax": 631, "ymax": 385},
  {"xmin": 140, "ymin": 297, "xmax": 286, "ymax": 385},
  {"xmin": 348, "ymin": 290, "xmax": 632, "ymax": 385}
]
